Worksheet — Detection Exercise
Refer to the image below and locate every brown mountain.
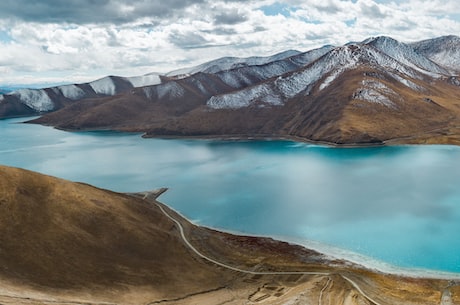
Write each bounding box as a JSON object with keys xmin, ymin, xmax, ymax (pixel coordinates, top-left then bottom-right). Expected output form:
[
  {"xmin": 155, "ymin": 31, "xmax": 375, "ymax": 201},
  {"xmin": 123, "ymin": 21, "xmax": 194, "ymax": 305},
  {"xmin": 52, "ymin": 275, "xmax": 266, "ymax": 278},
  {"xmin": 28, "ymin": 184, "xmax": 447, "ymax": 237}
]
[
  {"xmin": 29, "ymin": 36, "xmax": 460, "ymax": 145},
  {"xmin": 0, "ymin": 164, "xmax": 458, "ymax": 304},
  {"xmin": 0, "ymin": 50, "xmax": 303, "ymax": 118}
]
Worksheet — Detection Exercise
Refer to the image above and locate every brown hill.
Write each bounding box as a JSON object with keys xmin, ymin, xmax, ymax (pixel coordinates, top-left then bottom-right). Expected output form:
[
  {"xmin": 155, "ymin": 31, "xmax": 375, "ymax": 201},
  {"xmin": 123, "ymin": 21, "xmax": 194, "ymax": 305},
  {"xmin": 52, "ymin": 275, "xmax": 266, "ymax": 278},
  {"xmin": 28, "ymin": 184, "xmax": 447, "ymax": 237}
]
[
  {"xmin": 0, "ymin": 165, "xmax": 236, "ymax": 302},
  {"xmin": 0, "ymin": 165, "xmax": 459, "ymax": 304}
]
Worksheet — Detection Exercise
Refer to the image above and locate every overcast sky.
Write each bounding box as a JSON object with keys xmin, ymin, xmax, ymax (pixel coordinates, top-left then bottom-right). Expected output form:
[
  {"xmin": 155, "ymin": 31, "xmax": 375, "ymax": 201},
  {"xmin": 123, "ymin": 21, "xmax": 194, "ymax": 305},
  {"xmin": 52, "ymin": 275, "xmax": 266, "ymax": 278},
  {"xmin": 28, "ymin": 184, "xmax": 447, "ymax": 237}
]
[{"xmin": 0, "ymin": 0, "xmax": 459, "ymax": 87}]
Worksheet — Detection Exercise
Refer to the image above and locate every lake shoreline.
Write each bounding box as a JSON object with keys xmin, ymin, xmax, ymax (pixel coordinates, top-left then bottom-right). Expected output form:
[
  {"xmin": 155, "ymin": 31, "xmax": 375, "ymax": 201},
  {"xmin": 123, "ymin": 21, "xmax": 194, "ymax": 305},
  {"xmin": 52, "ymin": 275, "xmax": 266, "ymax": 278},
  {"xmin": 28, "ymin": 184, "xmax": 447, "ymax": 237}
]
[
  {"xmin": 3, "ymin": 116, "xmax": 460, "ymax": 277},
  {"xmin": 154, "ymin": 189, "xmax": 460, "ymax": 281},
  {"xmin": 23, "ymin": 116, "xmax": 460, "ymax": 147}
]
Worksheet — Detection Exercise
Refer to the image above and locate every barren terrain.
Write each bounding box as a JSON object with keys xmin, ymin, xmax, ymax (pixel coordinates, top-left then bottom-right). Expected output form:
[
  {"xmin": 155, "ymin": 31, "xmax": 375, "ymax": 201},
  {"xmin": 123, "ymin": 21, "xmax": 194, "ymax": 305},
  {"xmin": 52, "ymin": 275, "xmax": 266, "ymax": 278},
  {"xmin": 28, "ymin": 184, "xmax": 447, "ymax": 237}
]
[
  {"xmin": 0, "ymin": 165, "xmax": 458, "ymax": 304},
  {"xmin": 23, "ymin": 36, "xmax": 460, "ymax": 146}
]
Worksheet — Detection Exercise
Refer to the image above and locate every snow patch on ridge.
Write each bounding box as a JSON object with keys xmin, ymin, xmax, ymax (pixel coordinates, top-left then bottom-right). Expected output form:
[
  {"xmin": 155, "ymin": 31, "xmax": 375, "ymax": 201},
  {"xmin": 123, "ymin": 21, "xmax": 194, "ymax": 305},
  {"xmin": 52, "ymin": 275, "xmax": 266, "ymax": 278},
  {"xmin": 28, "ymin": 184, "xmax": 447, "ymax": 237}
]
[
  {"xmin": 354, "ymin": 88, "xmax": 395, "ymax": 107},
  {"xmin": 353, "ymin": 79, "xmax": 398, "ymax": 108},
  {"xmin": 362, "ymin": 79, "xmax": 397, "ymax": 95},
  {"xmin": 167, "ymin": 50, "xmax": 302, "ymax": 77},
  {"xmin": 366, "ymin": 36, "xmax": 447, "ymax": 77},
  {"xmin": 126, "ymin": 73, "xmax": 161, "ymax": 87},
  {"xmin": 157, "ymin": 82, "xmax": 185, "ymax": 99},
  {"xmin": 188, "ymin": 77, "xmax": 211, "ymax": 96},
  {"xmin": 89, "ymin": 77, "xmax": 116, "ymax": 95},
  {"xmin": 319, "ymin": 71, "xmax": 341, "ymax": 91},
  {"xmin": 318, "ymin": 45, "xmax": 373, "ymax": 91},
  {"xmin": 208, "ymin": 84, "xmax": 283, "ymax": 109},
  {"xmin": 217, "ymin": 70, "xmax": 253, "ymax": 88},
  {"xmin": 411, "ymin": 35, "xmax": 460, "ymax": 74},
  {"xmin": 142, "ymin": 87, "xmax": 154, "ymax": 99},
  {"xmin": 430, "ymin": 50, "xmax": 460, "ymax": 73},
  {"xmin": 362, "ymin": 47, "xmax": 421, "ymax": 80},
  {"xmin": 12, "ymin": 89, "xmax": 54, "ymax": 112},
  {"xmin": 55, "ymin": 84, "xmax": 86, "ymax": 100},
  {"xmin": 207, "ymin": 45, "xmax": 361, "ymax": 109},
  {"xmin": 143, "ymin": 82, "xmax": 185, "ymax": 100},
  {"xmin": 215, "ymin": 60, "xmax": 302, "ymax": 89},
  {"xmin": 389, "ymin": 72, "xmax": 425, "ymax": 92},
  {"xmin": 319, "ymin": 60, "xmax": 358, "ymax": 90}
]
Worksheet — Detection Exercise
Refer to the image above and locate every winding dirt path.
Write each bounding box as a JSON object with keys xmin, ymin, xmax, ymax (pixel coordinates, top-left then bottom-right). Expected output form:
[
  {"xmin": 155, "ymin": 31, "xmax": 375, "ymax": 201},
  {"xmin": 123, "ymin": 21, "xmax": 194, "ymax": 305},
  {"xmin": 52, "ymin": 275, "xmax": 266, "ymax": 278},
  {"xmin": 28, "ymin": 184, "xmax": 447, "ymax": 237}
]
[{"xmin": 151, "ymin": 197, "xmax": 386, "ymax": 305}]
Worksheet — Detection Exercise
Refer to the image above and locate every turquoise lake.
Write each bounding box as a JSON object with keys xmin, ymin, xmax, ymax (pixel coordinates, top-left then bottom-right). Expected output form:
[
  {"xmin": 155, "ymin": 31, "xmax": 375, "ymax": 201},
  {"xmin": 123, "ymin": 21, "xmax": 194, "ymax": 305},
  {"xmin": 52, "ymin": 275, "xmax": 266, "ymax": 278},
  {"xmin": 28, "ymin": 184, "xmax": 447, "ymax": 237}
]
[{"xmin": 1, "ymin": 116, "xmax": 460, "ymax": 274}]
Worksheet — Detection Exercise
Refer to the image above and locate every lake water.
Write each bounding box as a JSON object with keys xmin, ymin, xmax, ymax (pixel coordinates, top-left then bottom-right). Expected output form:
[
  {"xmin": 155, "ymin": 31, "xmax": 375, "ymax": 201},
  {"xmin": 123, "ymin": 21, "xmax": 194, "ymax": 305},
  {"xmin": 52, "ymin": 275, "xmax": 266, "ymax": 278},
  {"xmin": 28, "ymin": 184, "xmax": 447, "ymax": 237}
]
[{"xmin": 1, "ymin": 116, "xmax": 460, "ymax": 275}]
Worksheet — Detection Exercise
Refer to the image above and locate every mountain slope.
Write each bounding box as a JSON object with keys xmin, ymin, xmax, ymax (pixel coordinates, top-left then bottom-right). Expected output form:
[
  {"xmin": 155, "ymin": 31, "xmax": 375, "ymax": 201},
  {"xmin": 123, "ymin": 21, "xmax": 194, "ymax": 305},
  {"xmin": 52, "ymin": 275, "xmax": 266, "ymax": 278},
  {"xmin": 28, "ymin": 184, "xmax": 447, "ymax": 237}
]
[
  {"xmin": 32, "ymin": 35, "xmax": 460, "ymax": 145},
  {"xmin": 411, "ymin": 35, "xmax": 460, "ymax": 73},
  {"xmin": 0, "ymin": 166, "xmax": 229, "ymax": 294},
  {"xmin": 363, "ymin": 36, "xmax": 449, "ymax": 76},
  {"xmin": 166, "ymin": 49, "xmax": 302, "ymax": 77},
  {"xmin": 0, "ymin": 50, "xmax": 317, "ymax": 119},
  {"xmin": 0, "ymin": 165, "xmax": 455, "ymax": 304},
  {"xmin": 0, "ymin": 75, "xmax": 161, "ymax": 118}
]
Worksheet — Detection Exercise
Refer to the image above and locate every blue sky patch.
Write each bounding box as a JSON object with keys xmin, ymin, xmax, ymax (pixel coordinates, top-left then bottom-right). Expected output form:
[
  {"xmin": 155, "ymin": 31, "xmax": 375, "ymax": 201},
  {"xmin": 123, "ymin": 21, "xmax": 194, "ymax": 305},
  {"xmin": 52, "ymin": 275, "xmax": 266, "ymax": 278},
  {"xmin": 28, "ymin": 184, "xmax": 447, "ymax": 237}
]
[
  {"xmin": 0, "ymin": 30, "xmax": 12, "ymax": 43},
  {"xmin": 260, "ymin": 2, "xmax": 293, "ymax": 17},
  {"xmin": 345, "ymin": 18, "xmax": 357, "ymax": 26}
]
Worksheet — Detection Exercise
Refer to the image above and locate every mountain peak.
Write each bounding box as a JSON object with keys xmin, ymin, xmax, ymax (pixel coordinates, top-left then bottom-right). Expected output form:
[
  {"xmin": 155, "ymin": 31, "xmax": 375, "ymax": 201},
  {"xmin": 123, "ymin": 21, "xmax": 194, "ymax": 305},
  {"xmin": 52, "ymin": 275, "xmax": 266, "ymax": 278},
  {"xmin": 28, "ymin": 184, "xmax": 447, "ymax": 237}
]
[
  {"xmin": 166, "ymin": 49, "xmax": 302, "ymax": 77},
  {"xmin": 363, "ymin": 35, "xmax": 398, "ymax": 44},
  {"xmin": 411, "ymin": 35, "xmax": 460, "ymax": 73},
  {"xmin": 362, "ymin": 35, "xmax": 448, "ymax": 76}
]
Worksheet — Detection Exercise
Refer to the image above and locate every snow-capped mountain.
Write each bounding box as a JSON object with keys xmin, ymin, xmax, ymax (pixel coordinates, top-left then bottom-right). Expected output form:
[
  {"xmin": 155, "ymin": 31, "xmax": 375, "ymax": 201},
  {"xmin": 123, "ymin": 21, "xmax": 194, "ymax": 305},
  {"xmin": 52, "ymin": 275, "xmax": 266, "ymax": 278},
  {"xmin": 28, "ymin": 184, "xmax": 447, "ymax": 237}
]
[
  {"xmin": 8, "ymin": 35, "xmax": 460, "ymax": 145},
  {"xmin": 0, "ymin": 50, "xmax": 312, "ymax": 117},
  {"xmin": 166, "ymin": 50, "xmax": 302, "ymax": 77},
  {"xmin": 206, "ymin": 40, "xmax": 445, "ymax": 110},
  {"xmin": 411, "ymin": 35, "xmax": 460, "ymax": 73},
  {"xmin": 0, "ymin": 74, "xmax": 163, "ymax": 117},
  {"xmin": 363, "ymin": 36, "xmax": 449, "ymax": 77}
]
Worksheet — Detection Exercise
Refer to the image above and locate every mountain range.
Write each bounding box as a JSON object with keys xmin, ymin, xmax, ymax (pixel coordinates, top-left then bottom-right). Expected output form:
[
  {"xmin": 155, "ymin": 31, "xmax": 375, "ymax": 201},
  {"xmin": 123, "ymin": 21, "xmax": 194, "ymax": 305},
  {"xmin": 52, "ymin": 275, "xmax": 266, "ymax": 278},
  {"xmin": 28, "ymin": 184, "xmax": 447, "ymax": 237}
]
[{"xmin": 2, "ymin": 35, "xmax": 460, "ymax": 145}]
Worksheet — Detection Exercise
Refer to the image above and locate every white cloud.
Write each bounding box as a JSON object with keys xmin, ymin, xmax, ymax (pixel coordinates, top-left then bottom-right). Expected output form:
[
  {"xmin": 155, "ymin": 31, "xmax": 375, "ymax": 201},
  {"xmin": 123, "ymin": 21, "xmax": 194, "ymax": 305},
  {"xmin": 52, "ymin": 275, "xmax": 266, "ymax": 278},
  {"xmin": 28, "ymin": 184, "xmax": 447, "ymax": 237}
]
[{"xmin": 0, "ymin": 0, "xmax": 458, "ymax": 87}]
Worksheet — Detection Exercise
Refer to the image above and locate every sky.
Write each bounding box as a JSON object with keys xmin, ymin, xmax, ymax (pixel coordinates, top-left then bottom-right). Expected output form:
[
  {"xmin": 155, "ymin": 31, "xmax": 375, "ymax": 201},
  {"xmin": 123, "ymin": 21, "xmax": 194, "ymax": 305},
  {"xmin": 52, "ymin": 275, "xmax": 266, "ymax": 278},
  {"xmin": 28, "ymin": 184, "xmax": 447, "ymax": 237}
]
[{"xmin": 0, "ymin": 0, "xmax": 459, "ymax": 88}]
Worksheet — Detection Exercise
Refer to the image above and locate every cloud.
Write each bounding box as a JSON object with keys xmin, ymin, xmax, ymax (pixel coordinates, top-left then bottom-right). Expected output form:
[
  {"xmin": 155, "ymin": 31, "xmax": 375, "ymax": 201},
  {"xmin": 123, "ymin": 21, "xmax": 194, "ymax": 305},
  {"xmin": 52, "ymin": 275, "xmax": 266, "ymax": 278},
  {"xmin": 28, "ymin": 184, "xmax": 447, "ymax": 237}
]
[
  {"xmin": 311, "ymin": 0, "xmax": 344, "ymax": 14},
  {"xmin": 168, "ymin": 30, "xmax": 210, "ymax": 49},
  {"xmin": 0, "ymin": 0, "xmax": 458, "ymax": 87},
  {"xmin": 214, "ymin": 9, "xmax": 249, "ymax": 25},
  {"xmin": 0, "ymin": 0, "xmax": 207, "ymax": 24},
  {"xmin": 358, "ymin": 0, "xmax": 388, "ymax": 19}
]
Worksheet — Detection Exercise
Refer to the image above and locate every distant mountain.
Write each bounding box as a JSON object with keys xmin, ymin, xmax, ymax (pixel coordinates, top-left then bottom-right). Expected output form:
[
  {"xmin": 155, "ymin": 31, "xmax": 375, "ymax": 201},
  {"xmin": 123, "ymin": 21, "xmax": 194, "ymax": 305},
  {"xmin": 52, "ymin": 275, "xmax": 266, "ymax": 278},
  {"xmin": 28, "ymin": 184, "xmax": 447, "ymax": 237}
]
[
  {"xmin": 0, "ymin": 50, "xmax": 307, "ymax": 118},
  {"xmin": 166, "ymin": 49, "xmax": 302, "ymax": 77},
  {"xmin": 6, "ymin": 35, "xmax": 460, "ymax": 145},
  {"xmin": 0, "ymin": 74, "xmax": 162, "ymax": 118},
  {"xmin": 411, "ymin": 35, "xmax": 460, "ymax": 73}
]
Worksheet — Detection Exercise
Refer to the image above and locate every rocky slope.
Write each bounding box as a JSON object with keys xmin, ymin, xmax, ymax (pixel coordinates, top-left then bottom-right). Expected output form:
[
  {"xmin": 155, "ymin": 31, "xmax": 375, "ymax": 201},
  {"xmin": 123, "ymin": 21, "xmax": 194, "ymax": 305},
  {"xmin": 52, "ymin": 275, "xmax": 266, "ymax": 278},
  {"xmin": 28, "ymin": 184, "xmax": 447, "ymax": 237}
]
[{"xmin": 0, "ymin": 165, "xmax": 458, "ymax": 304}]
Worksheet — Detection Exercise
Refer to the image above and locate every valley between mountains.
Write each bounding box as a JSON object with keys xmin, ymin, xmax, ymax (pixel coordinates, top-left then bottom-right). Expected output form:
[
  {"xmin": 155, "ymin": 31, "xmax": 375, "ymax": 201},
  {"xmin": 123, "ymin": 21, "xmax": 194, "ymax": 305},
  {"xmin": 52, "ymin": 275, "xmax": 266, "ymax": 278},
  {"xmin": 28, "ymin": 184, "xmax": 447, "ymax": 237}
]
[
  {"xmin": 0, "ymin": 165, "xmax": 459, "ymax": 305},
  {"xmin": 2, "ymin": 35, "xmax": 460, "ymax": 145}
]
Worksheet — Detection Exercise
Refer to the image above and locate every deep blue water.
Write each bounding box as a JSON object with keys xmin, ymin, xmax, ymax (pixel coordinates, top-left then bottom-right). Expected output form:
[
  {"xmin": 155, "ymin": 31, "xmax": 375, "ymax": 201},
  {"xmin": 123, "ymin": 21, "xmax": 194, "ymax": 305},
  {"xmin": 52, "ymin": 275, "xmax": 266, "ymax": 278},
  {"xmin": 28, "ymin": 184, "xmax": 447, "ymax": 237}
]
[{"xmin": 1, "ymin": 117, "xmax": 460, "ymax": 274}]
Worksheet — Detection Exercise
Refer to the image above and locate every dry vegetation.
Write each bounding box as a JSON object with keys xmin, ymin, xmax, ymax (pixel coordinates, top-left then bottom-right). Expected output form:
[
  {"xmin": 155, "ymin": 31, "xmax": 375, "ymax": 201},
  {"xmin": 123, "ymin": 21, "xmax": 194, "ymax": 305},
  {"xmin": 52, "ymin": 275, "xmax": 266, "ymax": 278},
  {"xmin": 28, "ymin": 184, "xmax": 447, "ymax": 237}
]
[
  {"xmin": 0, "ymin": 165, "xmax": 458, "ymax": 304},
  {"xmin": 31, "ymin": 68, "xmax": 460, "ymax": 147}
]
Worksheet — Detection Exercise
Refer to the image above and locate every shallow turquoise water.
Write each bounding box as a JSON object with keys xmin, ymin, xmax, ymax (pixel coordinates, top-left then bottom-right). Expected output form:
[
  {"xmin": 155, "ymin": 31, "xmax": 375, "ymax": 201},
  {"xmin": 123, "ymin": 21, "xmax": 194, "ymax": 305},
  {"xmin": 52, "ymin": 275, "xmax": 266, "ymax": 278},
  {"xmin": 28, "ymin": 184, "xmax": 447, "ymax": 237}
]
[{"xmin": 1, "ymin": 117, "xmax": 460, "ymax": 273}]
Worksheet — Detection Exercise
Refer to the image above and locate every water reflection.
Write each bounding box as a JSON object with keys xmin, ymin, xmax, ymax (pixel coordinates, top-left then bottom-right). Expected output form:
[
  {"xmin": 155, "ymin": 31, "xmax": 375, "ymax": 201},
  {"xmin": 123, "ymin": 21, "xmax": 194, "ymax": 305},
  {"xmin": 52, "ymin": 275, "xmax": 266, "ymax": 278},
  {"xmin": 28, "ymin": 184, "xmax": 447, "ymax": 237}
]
[{"xmin": 1, "ymin": 117, "xmax": 460, "ymax": 273}]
